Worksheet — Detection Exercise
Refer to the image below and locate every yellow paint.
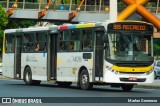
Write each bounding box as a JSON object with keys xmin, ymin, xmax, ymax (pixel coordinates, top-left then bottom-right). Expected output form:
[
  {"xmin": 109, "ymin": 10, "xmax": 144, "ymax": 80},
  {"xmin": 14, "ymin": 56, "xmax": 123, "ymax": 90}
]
[
  {"xmin": 85, "ymin": 23, "xmax": 95, "ymax": 27},
  {"xmin": 57, "ymin": 58, "xmax": 62, "ymax": 68},
  {"xmin": 119, "ymin": 0, "xmax": 160, "ymax": 29},
  {"xmin": 88, "ymin": 59, "xmax": 93, "ymax": 68},
  {"xmin": 112, "ymin": 65, "xmax": 153, "ymax": 73},
  {"xmin": 72, "ymin": 68, "xmax": 76, "ymax": 74},
  {"xmin": 2, "ymin": 33, "xmax": 5, "ymax": 54}
]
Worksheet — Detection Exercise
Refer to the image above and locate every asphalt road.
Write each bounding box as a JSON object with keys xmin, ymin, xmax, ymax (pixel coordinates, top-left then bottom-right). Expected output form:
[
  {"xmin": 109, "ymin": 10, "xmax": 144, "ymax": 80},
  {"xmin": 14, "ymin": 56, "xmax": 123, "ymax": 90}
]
[{"xmin": 0, "ymin": 79, "xmax": 160, "ymax": 106}]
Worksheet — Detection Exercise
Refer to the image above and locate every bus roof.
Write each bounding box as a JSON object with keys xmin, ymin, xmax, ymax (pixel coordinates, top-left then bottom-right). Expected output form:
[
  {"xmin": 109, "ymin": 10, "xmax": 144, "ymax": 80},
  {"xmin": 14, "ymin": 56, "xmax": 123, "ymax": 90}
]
[
  {"xmin": 4, "ymin": 25, "xmax": 58, "ymax": 34},
  {"xmin": 58, "ymin": 22, "xmax": 102, "ymax": 30}
]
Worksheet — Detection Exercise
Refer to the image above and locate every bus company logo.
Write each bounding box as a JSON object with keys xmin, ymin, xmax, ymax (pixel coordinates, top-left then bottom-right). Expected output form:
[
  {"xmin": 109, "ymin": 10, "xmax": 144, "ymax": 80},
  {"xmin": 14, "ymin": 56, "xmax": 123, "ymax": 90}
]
[
  {"xmin": 2, "ymin": 98, "xmax": 11, "ymax": 103},
  {"xmin": 26, "ymin": 55, "xmax": 38, "ymax": 62}
]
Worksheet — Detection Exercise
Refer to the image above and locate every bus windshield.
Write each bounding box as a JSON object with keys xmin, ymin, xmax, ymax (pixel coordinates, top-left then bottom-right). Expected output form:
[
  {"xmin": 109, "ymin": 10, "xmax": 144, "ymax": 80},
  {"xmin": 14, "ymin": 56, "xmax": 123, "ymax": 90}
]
[{"xmin": 105, "ymin": 32, "xmax": 153, "ymax": 62}]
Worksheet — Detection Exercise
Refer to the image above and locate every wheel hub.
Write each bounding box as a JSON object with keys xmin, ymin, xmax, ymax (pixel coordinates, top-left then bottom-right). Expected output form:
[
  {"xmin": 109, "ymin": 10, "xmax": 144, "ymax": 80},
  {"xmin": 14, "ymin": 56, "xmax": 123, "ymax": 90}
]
[
  {"xmin": 26, "ymin": 72, "xmax": 30, "ymax": 82},
  {"xmin": 82, "ymin": 74, "xmax": 88, "ymax": 85}
]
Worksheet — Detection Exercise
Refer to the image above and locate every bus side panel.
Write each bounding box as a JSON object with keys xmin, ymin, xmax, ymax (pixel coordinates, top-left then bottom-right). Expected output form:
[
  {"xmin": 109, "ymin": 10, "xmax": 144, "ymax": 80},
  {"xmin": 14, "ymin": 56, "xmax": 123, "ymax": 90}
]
[
  {"xmin": 2, "ymin": 53, "xmax": 14, "ymax": 78},
  {"xmin": 57, "ymin": 53, "xmax": 76, "ymax": 82},
  {"xmin": 57, "ymin": 52, "xmax": 93, "ymax": 82},
  {"xmin": 21, "ymin": 53, "xmax": 47, "ymax": 81},
  {"xmin": 75, "ymin": 52, "xmax": 93, "ymax": 82}
]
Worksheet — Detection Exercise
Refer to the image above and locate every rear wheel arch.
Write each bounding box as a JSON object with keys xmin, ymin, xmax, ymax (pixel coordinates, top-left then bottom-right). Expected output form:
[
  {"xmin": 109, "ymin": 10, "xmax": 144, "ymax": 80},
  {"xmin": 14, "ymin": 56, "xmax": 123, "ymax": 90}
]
[{"xmin": 23, "ymin": 66, "xmax": 41, "ymax": 85}]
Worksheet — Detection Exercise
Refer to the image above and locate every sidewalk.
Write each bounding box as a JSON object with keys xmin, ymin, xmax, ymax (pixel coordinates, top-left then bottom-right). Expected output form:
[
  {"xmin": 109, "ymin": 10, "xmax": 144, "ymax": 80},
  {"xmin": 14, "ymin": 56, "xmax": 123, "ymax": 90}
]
[
  {"xmin": 135, "ymin": 79, "xmax": 160, "ymax": 89},
  {"xmin": 0, "ymin": 74, "xmax": 11, "ymax": 80}
]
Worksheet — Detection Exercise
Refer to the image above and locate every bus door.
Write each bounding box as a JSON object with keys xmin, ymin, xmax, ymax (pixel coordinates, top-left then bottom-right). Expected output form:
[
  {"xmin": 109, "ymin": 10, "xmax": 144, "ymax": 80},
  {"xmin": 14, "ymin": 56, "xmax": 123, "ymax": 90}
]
[
  {"xmin": 48, "ymin": 32, "xmax": 58, "ymax": 80},
  {"xmin": 14, "ymin": 35, "xmax": 22, "ymax": 79},
  {"xmin": 94, "ymin": 28, "xmax": 105, "ymax": 81}
]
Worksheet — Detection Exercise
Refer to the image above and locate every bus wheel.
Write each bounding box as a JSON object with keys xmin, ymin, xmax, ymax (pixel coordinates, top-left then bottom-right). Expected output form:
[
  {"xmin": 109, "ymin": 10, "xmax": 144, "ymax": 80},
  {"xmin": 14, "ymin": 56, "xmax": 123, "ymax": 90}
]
[
  {"xmin": 121, "ymin": 84, "xmax": 134, "ymax": 91},
  {"xmin": 57, "ymin": 82, "xmax": 72, "ymax": 87},
  {"xmin": 24, "ymin": 67, "xmax": 41, "ymax": 85},
  {"xmin": 79, "ymin": 69, "xmax": 93, "ymax": 90}
]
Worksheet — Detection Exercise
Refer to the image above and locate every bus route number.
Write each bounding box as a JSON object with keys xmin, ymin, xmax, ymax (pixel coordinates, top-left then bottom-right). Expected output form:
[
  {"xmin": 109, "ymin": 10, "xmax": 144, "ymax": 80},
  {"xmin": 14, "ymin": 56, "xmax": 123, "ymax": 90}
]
[{"xmin": 72, "ymin": 56, "xmax": 82, "ymax": 62}]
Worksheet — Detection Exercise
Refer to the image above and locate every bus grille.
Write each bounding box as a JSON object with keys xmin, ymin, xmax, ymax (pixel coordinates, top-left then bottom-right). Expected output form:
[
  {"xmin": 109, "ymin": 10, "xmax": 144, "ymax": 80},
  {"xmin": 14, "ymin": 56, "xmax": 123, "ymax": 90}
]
[{"xmin": 120, "ymin": 78, "xmax": 146, "ymax": 82}]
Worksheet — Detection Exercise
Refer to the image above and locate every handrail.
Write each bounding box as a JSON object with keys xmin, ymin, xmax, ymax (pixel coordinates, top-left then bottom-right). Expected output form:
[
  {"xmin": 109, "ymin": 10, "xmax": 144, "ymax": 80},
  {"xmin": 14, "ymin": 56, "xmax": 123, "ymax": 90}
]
[
  {"xmin": 38, "ymin": 0, "xmax": 52, "ymax": 19},
  {"xmin": 6, "ymin": 0, "xmax": 18, "ymax": 16}
]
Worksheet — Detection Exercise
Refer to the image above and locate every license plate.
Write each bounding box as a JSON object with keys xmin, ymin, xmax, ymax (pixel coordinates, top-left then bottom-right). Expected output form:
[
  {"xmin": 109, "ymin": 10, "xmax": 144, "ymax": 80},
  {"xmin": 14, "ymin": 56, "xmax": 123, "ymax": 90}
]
[{"xmin": 128, "ymin": 77, "xmax": 137, "ymax": 81}]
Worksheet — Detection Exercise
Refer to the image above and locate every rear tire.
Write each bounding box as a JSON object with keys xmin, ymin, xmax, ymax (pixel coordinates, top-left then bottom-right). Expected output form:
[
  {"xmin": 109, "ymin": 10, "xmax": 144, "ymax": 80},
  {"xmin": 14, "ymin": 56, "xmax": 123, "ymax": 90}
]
[
  {"xmin": 57, "ymin": 82, "xmax": 72, "ymax": 87},
  {"xmin": 79, "ymin": 69, "xmax": 93, "ymax": 90},
  {"xmin": 23, "ymin": 67, "xmax": 41, "ymax": 85},
  {"xmin": 121, "ymin": 84, "xmax": 134, "ymax": 91}
]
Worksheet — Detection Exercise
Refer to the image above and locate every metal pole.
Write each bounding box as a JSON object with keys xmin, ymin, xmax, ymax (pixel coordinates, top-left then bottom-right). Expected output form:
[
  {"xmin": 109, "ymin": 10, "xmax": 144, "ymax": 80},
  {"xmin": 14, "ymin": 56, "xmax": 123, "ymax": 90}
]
[
  {"xmin": 39, "ymin": 0, "xmax": 42, "ymax": 11},
  {"xmin": 69, "ymin": 0, "xmax": 72, "ymax": 11},
  {"xmin": 110, "ymin": 0, "xmax": 117, "ymax": 20},
  {"xmin": 84, "ymin": 0, "xmax": 87, "ymax": 11},
  {"xmin": 7, "ymin": 0, "xmax": 9, "ymax": 10},
  {"xmin": 23, "ymin": 0, "xmax": 25, "ymax": 10},
  {"xmin": 94, "ymin": 0, "xmax": 97, "ymax": 12},
  {"xmin": 156, "ymin": 0, "xmax": 159, "ymax": 14},
  {"xmin": 99, "ymin": 0, "xmax": 102, "ymax": 12}
]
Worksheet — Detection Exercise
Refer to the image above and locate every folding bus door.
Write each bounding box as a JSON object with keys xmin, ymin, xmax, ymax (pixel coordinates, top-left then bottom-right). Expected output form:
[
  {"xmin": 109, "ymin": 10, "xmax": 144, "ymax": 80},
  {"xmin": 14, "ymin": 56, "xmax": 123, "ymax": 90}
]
[
  {"xmin": 14, "ymin": 35, "xmax": 22, "ymax": 79},
  {"xmin": 94, "ymin": 28, "xmax": 105, "ymax": 81},
  {"xmin": 48, "ymin": 32, "xmax": 58, "ymax": 80}
]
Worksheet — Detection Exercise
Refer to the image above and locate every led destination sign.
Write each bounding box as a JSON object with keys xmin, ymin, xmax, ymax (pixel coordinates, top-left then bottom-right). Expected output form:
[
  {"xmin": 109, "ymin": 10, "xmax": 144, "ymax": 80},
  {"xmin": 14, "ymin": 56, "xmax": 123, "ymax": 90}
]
[
  {"xmin": 107, "ymin": 22, "xmax": 153, "ymax": 34},
  {"xmin": 113, "ymin": 24, "xmax": 146, "ymax": 31}
]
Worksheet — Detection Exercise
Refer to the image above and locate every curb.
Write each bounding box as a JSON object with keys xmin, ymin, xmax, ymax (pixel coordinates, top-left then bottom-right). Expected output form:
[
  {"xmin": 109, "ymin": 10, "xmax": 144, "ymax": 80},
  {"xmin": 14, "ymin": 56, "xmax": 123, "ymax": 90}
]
[
  {"xmin": 0, "ymin": 75, "xmax": 11, "ymax": 80},
  {"xmin": 135, "ymin": 85, "xmax": 160, "ymax": 89}
]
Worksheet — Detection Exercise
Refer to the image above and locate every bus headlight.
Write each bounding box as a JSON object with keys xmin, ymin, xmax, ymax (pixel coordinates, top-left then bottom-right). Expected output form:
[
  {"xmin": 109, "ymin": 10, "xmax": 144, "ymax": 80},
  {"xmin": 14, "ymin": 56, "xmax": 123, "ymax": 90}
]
[
  {"xmin": 111, "ymin": 69, "xmax": 119, "ymax": 74},
  {"xmin": 114, "ymin": 70, "xmax": 119, "ymax": 74},
  {"xmin": 105, "ymin": 65, "xmax": 119, "ymax": 74}
]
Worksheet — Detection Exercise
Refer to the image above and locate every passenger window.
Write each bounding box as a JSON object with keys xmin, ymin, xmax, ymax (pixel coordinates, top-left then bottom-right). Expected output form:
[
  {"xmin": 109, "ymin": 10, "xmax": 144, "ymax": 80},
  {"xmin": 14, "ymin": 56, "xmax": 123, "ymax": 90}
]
[
  {"xmin": 35, "ymin": 32, "xmax": 47, "ymax": 52},
  {"xmin": 82, "ymin": 29, "xmax": 93, "ymax": 51},
  {"xmin": 23, "ymin": 33, "xmax": 35, "ymax": 52},
  {"xmin": 6, "ymin": 34, "xmax": 15, "ymax": 53},
  {"xmin": 58, "ymin": 30, "xmax": 81, "ymax": 52}
]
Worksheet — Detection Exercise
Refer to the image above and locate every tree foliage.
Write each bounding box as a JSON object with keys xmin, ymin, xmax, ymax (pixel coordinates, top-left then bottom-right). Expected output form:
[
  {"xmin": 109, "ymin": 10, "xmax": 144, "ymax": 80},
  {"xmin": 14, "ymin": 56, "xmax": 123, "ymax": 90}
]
[
  {"xmin": 5, "ymin": 20, "xmax": 36, "ymax": 29},
  {"xmin": 0, "ymin": 4, "xmax": 8, "ymax": 54},
  {"xmin": 0, "ymin": 4, "xmax": 8, "ymax": 38},
  {"xmin": 153, "ymin": 39, "xmax": 160, "ymax": 57}
]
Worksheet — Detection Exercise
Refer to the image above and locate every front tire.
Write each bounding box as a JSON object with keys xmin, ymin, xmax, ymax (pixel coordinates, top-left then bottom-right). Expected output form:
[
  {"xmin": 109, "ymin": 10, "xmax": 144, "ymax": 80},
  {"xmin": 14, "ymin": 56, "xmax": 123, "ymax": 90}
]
[
  {"xmin": 24, "ymin": 67, "xmax": 41, "ymax": 85},
  {"xmin": 121, "ymin": 84, "xmax": 134, "ymax": 91},
  {"xmin": 79, "ymin": 69, "xmax": 93, "ymax": 90}
]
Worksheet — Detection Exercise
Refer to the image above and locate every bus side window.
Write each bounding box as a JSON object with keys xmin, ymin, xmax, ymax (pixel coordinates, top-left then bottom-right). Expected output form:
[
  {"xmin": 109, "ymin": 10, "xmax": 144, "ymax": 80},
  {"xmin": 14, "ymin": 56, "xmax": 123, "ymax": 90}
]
[
  {"xmin": 70, "ymin": 30, "xmax": 81, "ymax": 51},
  {"xmin": 35, "ymin": 32, "xmax": 47, "ymax": 52},
  {"xmin": 6, "ymin": 34, "xmax": 14, "ymax": 53},
  {"xmin": 34, "ymin": 42, "xmax": 40, "ymax": 52},
  {"xmin": 23, "ymin": 33, "xmax": 35, "ymax": 52},
  {"xmin": 82, "ymin": 29, "xmax": 92, "ymax": 51}
]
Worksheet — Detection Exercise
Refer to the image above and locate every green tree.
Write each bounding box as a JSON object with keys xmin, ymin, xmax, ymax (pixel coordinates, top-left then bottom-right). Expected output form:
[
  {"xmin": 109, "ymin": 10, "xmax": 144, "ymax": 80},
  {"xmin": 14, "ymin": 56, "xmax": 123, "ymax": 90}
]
[
  {"xmin": 5, "ymin": 20, "xmax": 36, "ymax": 29},
  {"xmin": 153, "ymin": 39, "xmax": 160, "ymax": 59},
  {"xmin": 0, "ymin": 4, "xmax": 8, "ymax": 55}
]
